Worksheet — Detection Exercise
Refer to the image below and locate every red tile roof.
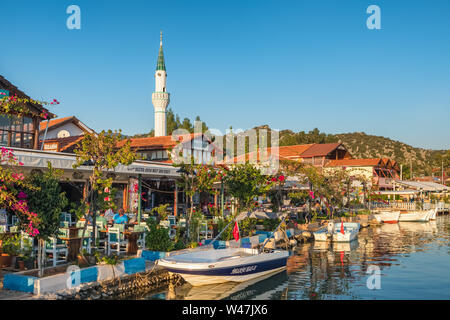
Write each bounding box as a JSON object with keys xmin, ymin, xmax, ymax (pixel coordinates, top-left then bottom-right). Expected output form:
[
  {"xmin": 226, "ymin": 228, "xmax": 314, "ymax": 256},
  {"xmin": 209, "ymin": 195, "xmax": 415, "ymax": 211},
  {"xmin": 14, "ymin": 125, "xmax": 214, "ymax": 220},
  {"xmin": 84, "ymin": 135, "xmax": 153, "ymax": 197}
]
[
  {"xmin": 299, "ymin": 143, "xmax": 342, "ymax": 157},
  {"xmin": 39, "ymin": 116, "xmax": 73, "ymax": 132},
  {"xmin": 326, "ymin": 158, "xmax": 383, "ymax": 167},
  {"xmin": 223, "ymin": 144, "xmax": 315, "ymax": 164},
  {"xmin": 39, "ymin": 116, "xmax": 94, "ymax": 134},
  {"xmin": 39, "ymin": 135, "xmax": 84, "ymax": 152}
]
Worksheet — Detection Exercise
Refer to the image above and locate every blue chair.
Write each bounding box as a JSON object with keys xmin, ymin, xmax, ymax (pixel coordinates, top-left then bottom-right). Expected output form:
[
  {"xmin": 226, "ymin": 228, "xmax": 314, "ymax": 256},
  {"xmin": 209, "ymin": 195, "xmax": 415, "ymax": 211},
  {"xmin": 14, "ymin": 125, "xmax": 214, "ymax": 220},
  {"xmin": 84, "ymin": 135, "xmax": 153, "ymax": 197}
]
[
  {"xmin": 113, "ymin": 224, "xmax": 125, "ymax": 232},
  {"xmin": 107, "ymin": 227, "xmax": 128, "ymax": 255},
  {"xmin": 45, "ymin": 238, "xmax": 68, "ymax": 267}
]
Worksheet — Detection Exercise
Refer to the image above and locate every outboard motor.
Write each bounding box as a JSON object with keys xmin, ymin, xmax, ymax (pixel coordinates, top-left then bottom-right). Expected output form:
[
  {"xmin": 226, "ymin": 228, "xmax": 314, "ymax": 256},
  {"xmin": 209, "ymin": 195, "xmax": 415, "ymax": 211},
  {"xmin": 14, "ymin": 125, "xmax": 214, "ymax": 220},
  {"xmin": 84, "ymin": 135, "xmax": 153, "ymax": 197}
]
[{"xmin": 327, "ymin": 222, "xmax": 335, "ymax": 236}]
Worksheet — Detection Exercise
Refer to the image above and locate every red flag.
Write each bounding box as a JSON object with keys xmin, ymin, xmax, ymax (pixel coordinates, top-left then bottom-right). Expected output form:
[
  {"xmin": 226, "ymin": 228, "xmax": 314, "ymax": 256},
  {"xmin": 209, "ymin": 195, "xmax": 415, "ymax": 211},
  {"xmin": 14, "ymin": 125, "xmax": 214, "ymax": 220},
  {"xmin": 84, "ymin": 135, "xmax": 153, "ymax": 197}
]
[
  {"xmin": 340, "ymin": 220, "xmax": 345, "ymax": 234},
  {"xmin": 233, "ymin": 221, "xmax": 240, "ymax": 242}
]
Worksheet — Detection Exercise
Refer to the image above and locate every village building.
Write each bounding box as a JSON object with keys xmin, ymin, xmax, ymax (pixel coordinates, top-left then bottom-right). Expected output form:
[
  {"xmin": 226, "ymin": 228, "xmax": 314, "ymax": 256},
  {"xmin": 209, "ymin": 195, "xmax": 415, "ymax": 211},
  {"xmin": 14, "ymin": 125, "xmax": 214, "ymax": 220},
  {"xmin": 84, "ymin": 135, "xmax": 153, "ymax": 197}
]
[
  {"xmin": 0, "ymin": 75, "xmax": 54, "ymax": 149},
  {"xmin": 225, "ymin": 142, "xmax": 352, "ymax": 167},
  {"xmin": 325, "ymin": 158, "xmax": 401, "ymax": 190},
  {"xmin": 38, "ymin": 116, "xmax": 95, "ymax": 152}
]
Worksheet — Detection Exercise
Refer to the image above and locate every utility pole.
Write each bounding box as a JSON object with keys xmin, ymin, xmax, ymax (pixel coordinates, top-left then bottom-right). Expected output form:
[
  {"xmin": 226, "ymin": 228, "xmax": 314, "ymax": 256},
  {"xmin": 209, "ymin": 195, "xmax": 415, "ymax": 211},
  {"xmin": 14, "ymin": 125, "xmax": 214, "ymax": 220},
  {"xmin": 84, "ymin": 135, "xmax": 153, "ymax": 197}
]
[
  {"xmin": 442, "ymin": 160, "xmax": 444, "ymax": 186},
  {"xmin": 400, "ymin": 164, "xmax": 403, "ymax": 181}
]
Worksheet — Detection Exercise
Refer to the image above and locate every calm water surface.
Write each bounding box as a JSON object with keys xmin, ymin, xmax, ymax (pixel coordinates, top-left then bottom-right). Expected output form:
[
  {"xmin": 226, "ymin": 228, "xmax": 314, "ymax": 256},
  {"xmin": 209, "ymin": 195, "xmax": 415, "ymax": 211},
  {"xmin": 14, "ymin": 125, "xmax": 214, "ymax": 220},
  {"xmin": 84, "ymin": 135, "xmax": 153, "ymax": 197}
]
[{"xmin": 146, "ymin": 215, "xmax": 450, "ymax": 300}]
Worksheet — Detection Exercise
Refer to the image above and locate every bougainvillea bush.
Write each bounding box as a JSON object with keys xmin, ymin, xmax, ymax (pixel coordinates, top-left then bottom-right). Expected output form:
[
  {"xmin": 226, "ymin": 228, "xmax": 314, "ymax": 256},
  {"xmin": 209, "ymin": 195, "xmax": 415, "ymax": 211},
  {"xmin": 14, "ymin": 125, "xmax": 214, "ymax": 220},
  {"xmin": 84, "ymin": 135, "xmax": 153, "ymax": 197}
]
[{"xmin": 0, "ymin": 147, "xmax": 40, "ymax": 236}]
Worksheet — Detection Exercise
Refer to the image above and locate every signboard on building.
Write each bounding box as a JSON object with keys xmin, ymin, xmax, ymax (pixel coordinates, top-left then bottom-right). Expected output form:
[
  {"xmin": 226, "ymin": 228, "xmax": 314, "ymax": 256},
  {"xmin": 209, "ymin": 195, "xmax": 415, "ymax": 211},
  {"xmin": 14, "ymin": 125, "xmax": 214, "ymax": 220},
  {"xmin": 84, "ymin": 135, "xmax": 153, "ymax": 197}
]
[
  {"xmin": 0, "ymin": 89, "xmax": 9, "ymax": 99},
  {"xmin": 43, "ymin": 142, "xmax": 59, "ymax": 152}
]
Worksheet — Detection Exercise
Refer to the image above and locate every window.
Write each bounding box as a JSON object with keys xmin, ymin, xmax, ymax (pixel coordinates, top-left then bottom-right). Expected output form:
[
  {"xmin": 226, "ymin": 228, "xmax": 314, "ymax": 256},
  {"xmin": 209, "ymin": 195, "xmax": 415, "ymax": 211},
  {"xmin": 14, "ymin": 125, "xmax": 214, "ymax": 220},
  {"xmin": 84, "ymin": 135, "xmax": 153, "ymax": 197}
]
[
  {"xmin": 0, "ymin": 115, "xmax": 35, "ymax": 149},
  {"xmin": 57, "ymin": 129, "xmax": 70, "ymax": 138}
]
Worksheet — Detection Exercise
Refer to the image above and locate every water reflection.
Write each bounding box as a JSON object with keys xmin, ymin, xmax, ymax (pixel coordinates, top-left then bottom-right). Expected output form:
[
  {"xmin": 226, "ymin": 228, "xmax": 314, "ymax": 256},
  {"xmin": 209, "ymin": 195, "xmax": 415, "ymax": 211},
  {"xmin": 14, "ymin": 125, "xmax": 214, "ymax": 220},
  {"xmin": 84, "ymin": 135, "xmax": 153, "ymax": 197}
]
[{"xmin": 147, "ymin": 216, "xmax": 450, "ymax": 300}]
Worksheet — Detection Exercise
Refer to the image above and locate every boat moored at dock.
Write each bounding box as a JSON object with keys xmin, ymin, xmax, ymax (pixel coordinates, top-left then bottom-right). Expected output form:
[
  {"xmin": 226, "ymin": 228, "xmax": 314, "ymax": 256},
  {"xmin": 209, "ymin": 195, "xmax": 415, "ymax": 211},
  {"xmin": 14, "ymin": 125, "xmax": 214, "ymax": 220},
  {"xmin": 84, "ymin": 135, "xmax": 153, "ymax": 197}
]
[
  {"xmin": 313, "ymin": 222, "xmax": 360, "ymax": 243},
  {"xmin": 374, "ymin": 210, "xmax": 401, "ymax": 224},
  {"xmin": 158, "ymin": 247, "xmax": 289, "ymax": 286}
]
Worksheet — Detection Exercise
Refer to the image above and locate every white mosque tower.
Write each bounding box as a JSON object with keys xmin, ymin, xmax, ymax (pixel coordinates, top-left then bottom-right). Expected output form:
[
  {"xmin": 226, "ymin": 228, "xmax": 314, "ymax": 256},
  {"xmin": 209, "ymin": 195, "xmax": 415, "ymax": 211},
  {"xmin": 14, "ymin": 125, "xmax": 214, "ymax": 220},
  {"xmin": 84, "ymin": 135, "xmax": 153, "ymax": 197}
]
[{"xmin": 152, "ymin": 31, "xmax": 170, "ymax": 137}]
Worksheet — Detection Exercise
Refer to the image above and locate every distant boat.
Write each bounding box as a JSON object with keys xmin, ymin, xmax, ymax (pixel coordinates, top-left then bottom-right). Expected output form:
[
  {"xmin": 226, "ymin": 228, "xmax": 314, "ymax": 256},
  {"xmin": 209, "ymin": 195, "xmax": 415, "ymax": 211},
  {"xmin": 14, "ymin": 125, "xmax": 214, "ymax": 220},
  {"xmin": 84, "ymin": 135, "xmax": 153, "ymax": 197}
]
[
  {"xmin": 313, "ymin": 222, "xmax": 360, "ymax": 243},
  {"xmin": 429, "ymin": 208, "xmax": 438, "ymax": 220},
  {"xmin": 374, "ymin": 211, "xmax": 401, "ymax": 224},
  {"xmin": 398, "ymin": 209, "xmax": 434, "ymax": 222}
]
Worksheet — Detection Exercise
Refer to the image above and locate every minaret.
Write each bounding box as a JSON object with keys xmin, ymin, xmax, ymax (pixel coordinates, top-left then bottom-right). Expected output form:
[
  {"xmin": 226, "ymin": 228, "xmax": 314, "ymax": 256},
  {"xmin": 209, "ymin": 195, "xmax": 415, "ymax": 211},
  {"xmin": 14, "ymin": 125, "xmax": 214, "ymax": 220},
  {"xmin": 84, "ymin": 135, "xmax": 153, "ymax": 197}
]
[{"xmin": 152, "ymin": 31, "xmax": 170, "ymax": 137}]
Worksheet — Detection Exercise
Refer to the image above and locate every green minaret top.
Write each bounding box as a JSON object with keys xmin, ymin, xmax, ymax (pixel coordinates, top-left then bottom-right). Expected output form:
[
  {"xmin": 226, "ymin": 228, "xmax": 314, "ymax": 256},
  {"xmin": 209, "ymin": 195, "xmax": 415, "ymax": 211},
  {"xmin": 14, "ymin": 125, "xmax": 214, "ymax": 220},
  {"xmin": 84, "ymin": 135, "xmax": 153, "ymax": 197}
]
[{"xmin": 156, "ymin": 31, "xmax": 166, "ymax": 71}]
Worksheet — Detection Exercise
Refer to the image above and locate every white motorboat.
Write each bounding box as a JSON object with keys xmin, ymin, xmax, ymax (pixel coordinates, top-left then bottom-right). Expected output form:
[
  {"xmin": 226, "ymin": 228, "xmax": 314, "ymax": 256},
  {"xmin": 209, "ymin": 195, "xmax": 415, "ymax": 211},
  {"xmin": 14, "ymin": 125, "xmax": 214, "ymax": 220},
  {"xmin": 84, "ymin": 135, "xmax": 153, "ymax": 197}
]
[
  {"xmin": 158, "ymin": 215, "xmax": 290, "ymax": 286},
  {"xmin": 313, "ymin": 222, "xmax": 360, "ymax": 243},
  {"xmin": 373, "ymin": 211, "xmax": 401, "ymax": 224},
  {"xmin": 332, "ymin": 222, "xmax": 360, "ymax": 242},
  {"xmin": 158, "ymin": 247, "xmax": 289, "ymax": 286},
  {"xmin": 398, "ymin": 209, "xmax": 434, "ymax": 222}
]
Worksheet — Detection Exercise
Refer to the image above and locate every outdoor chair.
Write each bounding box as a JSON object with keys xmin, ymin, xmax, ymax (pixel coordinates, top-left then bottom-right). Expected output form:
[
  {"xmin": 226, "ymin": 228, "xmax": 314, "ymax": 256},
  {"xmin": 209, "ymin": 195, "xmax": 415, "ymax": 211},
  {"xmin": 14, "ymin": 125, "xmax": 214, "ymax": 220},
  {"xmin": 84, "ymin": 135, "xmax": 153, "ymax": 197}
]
[
  {"xmin": 96, "ymin": 220, "xmax": 106, "ymax": 231},
  {"xmin": 76, "ymin": 220, "xmax": 86, "ymax": 228},
  {"xmin": 11, "ymin": 215, "xmax": 19, "ymax": 226},
  {"xmin": 139, "ymin": 222, "xmax": 149, "ymax": 231},
  {"xmin": 61, "ymin": 212, "xmax": 73, "ymax": 226},
  {"xmin": 9, "ymin": 226, "xmax": 18, "ymax": 233},
  {"xmin": 45, "ymin": 238, "xmax": 68, "ymax": 267},
  {"xmin": 20, "ymin": 231, "xmax": 37, "ymax": 255},
  {"xmin": 87, "ymin": 226, "xmax": 107, "ymax": 253},
  {"xmin": 107, "ymin": 227, "xmax": 128, "ymax": 255},
  {"xmin": 0, "ymin": 225, "xmax": 7, "ymax": 233},
  {"xmin": 178, "ymin": 218, "xmax": 186, "ymax": 228},
  {"xmin": 113, "ymin": 224, "xmax": 125, "ymax": 232},
  {"xmin": 134, "ymin": 225, "xmax": 146, "ymax": 249}
]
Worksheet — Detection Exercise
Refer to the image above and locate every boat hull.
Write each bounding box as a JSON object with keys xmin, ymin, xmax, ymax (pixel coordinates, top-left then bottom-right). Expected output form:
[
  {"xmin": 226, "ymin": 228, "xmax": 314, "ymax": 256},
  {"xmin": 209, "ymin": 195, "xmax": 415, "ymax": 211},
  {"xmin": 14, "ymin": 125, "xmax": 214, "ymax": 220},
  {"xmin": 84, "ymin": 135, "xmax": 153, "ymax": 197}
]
[
  {"xmin": 398, "ymin": 210, "xmax": 433, "ymax": 222},
  {"xmin": 332, "ymin": 230, "xmax": 358, "ymax": 242},
  {"xmin": 169, "ymin": 266, "xmax": 287, "ymax": 286},
  {"xmin": 158, "ymin": 249, "xmax": 289, "ymax": 286},
  {"xmin": 374, "ymin": 211, "xmax": 400, "ymax": 223}
]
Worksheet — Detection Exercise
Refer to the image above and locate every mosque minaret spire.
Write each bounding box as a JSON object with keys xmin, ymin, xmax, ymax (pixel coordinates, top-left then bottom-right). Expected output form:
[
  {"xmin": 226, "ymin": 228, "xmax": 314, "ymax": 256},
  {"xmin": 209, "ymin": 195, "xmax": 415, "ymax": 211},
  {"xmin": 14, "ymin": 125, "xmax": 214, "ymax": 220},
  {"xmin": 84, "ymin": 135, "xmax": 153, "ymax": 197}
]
[{"xmin": 152, "ymin": 31, "xmax": 170, "ymax": 137}]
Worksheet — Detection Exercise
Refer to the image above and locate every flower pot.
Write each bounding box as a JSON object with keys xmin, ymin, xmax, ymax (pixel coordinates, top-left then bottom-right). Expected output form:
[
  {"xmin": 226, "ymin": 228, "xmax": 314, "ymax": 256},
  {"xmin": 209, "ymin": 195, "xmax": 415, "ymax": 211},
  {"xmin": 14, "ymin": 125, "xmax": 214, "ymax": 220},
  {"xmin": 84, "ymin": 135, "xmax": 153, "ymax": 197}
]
[
  {"xmin": 0, "ymin": 253, "xmax": 13, "ymax": 268},
  {"xmin": 24, "ymin": 259, "xmax": 35, "ymax": 270},
  {"xmin": 77, "ymin": 254, "xmax": 89, "ymax": 267}
]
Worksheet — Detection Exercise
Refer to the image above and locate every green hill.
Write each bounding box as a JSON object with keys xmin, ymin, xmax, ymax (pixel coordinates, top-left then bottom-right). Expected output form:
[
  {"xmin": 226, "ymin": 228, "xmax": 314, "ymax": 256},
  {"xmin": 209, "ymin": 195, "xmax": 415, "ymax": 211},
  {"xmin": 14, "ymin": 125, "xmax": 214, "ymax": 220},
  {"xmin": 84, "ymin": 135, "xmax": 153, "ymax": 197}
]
[{"xmin": 278, "ymin": 129, "xmax": 448, "ymax": 177}]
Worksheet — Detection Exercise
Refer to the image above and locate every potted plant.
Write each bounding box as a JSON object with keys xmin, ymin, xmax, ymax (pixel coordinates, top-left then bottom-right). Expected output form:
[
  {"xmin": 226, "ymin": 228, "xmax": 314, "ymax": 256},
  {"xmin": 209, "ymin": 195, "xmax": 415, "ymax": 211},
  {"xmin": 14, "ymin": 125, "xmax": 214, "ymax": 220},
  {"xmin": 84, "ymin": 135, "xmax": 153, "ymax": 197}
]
[
  {"xmin": 1, "ymin": 234, "xmax": 21, "ymax": 268},
  {"xmin": 77, "ymin": 248, "xmax": 96, "ymax": 267},
  {"xmin": 17, "ymin": 237, "xmax": 34, "ymax": 270}
]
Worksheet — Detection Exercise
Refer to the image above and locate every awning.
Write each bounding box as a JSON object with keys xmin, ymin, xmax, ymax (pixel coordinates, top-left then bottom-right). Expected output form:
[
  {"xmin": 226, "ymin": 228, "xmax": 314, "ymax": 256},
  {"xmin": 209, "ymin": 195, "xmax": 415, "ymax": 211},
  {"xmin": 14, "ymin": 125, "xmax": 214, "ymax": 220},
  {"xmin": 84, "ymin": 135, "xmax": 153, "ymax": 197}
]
[
  {"xmin": 376, "ymin": 189, "xmax": 418, "ymax": 195},
  {"xmin": 8, "ymin": 147, "xmax": 180, "ymax": 178},
  {"xmin": 394, "ymin": 180, "xmax": 449, "ymax": 192}
]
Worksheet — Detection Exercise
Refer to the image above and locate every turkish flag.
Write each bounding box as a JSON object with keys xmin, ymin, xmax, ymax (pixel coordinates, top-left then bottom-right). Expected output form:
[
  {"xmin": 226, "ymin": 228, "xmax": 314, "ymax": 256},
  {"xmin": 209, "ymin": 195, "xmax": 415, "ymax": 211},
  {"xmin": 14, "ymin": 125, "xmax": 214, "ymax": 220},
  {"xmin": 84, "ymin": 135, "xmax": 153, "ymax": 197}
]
[
  {"xmin": 233, "ymin": 221, "xmax": 240, "ymax": 242},
  {"xmin": 340, "ymin": 220, "xmax": 345, "ymax": 234}
]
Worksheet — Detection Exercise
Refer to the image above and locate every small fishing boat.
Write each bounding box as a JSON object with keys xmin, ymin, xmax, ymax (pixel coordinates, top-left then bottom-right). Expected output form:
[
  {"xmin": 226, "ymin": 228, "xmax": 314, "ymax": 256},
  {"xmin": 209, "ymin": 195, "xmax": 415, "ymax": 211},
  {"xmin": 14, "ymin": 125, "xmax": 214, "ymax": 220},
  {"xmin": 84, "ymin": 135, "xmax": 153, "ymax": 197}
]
[
  {"xmin": 398, "ymin": 209, "xmax": 434, "ymax": 222},
  {"xmin": 313, "ymin": 222, "xmax": 360, "ymax": 242},
  {"xmin": 157, "ymin": 215, "xmax": 290, "ymax": 286},
  {"xmin": 332, "ymin": 222, "xmax": 360, "ymax": 242},
  {"xmin": 374, "ymin": 211, "xmax": 401, "ymax": 224}
]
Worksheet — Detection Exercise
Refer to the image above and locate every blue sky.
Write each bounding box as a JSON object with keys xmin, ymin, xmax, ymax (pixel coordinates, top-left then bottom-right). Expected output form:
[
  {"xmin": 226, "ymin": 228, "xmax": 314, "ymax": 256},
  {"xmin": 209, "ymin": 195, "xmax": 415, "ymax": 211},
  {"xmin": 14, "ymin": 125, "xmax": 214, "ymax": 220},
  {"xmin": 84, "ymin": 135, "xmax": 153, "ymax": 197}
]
[{"xmin": 1, "ymin": 0, "xmax": 449, "ymax": 149}]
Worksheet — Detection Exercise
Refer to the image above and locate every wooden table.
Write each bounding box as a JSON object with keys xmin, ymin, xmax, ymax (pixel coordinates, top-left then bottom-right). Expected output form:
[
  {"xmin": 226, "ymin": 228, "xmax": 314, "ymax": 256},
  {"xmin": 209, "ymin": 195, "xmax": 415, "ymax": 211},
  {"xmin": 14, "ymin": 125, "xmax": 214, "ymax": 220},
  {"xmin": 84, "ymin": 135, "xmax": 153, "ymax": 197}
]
[
  {"xmin": 59, "ymin": 237, "xmax": 82, "ymax": 261},
  {"xmin": 123, "ymin": 231, "xmax": 143, "ymax": 254},
  {"xmin": 99, "ymin": 230, "xmax": 143, "ymax": 255}
]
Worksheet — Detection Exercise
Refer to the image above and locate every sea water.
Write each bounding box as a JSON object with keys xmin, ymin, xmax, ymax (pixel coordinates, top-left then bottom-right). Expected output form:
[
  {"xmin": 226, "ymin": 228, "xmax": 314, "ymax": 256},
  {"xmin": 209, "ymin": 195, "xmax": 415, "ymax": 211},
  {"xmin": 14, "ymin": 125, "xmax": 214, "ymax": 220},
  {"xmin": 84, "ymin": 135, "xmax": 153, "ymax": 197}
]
[{"xmin": 142, "ymin": 215, "xmax": 450, "ymax": 300}]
